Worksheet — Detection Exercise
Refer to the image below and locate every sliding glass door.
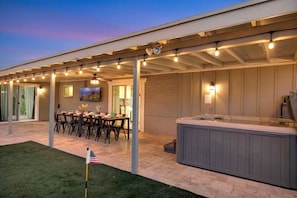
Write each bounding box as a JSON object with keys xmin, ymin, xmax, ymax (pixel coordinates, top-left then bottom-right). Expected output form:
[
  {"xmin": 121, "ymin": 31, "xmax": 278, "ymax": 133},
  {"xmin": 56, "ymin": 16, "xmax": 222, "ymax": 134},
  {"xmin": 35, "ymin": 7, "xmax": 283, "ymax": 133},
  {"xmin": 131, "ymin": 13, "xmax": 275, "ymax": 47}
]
[
  {"xmin": 112, "ymin": 85, "xmax": 133, "ymax": 128},
  {"xmin": 19, "ymin": 86, "xmax": 35, "ymax": 120},
  {"xmin": 0, "ymin": 85, "xmax": 9, "ymax": 121},
  {"xmin": 0, "ymin": 85, "xmax": 36, "ymax": 122}
]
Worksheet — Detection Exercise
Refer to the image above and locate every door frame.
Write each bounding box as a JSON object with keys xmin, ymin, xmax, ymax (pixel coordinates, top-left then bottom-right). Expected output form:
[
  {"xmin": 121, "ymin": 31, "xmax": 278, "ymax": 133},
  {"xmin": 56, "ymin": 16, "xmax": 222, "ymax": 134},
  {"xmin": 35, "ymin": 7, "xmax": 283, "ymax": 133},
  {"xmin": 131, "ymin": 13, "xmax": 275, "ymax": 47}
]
[{"xmin": 108, "ymin": 78, "xmax": 146, "ymax": 132}]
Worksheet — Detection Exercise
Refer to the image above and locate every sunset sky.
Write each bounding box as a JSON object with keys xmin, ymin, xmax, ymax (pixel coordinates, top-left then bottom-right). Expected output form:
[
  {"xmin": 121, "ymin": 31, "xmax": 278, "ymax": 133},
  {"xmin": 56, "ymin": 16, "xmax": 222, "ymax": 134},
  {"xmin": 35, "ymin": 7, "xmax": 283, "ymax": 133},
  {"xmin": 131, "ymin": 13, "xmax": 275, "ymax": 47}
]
[{"xmin": 0, "ymin": 0, "xmax": 247, "ymax": 68}]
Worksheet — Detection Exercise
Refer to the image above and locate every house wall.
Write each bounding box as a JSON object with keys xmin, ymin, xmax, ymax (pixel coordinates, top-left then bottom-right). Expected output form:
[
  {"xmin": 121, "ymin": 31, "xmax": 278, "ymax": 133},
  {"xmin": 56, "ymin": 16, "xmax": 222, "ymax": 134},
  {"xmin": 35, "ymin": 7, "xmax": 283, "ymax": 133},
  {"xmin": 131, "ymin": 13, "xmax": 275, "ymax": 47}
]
[
  {"xmin": 144, "ymin": 64, "xmax": 296, "ymax": 135},
  {"xmin": 38, "ymin": 82, "xmax": 59, "ymax": 121},
  {"xmin": 58, "ymin": 80, "xmax": 108, "ymax": 113}
]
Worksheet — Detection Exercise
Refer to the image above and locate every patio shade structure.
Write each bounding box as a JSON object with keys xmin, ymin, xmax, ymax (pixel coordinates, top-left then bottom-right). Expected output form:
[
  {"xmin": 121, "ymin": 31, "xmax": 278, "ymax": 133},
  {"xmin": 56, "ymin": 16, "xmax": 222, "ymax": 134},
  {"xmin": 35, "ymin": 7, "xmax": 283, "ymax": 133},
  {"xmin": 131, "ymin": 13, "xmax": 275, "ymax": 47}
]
[{"xmin": 0, "ymin": 0, "xmax": 296, "ymax": 174}]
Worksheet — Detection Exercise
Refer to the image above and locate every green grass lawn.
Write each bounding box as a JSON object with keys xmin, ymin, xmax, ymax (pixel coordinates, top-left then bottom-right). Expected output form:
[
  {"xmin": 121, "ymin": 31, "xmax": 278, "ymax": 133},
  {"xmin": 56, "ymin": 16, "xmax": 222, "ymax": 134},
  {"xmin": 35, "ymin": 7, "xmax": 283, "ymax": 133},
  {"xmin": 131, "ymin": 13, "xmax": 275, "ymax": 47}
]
[{"xmin": 0, "ymin": 141, "xmax": 202, "ymax": 198}]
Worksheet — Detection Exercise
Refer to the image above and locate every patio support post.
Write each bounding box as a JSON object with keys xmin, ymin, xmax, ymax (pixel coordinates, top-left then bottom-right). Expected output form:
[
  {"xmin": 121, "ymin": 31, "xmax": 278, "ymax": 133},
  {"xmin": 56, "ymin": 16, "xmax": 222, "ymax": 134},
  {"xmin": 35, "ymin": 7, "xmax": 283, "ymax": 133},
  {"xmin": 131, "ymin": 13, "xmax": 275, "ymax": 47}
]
[
  {"xmin": 8, "ymin": 80, "xmax": 13, "ymax": 134},
  {"xmin": 49, "ymin": 72, "xmax": 55, "ymax": 147},
  {"xmin": 131, "ymin": 57, "xmax": 140, "ymax": 174}
]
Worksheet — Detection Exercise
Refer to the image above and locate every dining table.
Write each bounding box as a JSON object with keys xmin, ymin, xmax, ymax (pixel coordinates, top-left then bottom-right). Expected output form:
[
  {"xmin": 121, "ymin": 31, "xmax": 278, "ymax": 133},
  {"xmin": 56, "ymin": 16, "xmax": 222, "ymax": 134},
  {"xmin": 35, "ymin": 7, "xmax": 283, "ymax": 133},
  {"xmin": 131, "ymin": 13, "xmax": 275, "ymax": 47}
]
[{"xmin": 73, "ymin": 113, "xmax": 130, "ymax": 140}]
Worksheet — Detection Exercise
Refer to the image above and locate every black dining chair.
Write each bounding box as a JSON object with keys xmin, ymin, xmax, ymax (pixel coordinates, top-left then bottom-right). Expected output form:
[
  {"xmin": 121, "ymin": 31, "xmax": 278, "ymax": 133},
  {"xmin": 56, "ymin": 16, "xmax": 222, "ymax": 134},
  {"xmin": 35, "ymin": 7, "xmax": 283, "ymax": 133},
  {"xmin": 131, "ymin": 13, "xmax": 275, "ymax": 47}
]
[
  {"xmin": 111, "ymin": 119, "xmax": 126, "ymax": 140},
  {"xmin": 94, "ymin": 116, "xmax": 106, "ymax": 141},
  {"xmin": 54, "ymin": 112, "xmax": 67, "ymax": 133},
  {"xmin": 86, "ymin": 115, "xmax": 97, "ymax": 139},
  {"xmin": 65, "ymin": 114, "xmax": 79, "ymax": 135}
]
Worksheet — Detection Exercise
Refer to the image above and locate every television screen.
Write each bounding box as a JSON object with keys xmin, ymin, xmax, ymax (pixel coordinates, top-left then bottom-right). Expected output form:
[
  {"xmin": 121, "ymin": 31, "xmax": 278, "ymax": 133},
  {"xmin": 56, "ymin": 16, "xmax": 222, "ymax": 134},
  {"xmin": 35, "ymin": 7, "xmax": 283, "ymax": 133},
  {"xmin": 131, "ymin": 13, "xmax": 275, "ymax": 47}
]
[{"xmin": 79, "ymin": 87, "xmax": 101, "ymax": 102}]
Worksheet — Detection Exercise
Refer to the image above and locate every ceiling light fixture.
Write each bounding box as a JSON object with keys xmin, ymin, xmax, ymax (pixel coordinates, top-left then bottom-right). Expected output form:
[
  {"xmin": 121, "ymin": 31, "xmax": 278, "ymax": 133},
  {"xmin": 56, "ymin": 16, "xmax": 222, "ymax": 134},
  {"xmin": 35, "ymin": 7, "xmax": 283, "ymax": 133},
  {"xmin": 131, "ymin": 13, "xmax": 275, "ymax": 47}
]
[
  {"xmin": 90, "ymin": 73, "xmax": 99, "ymax": 85},
  {"xmin": 32, "ymin": 74, "xmax": 35, "ymax": 81},
  {"xmin": 214, "ymin": 42, "xmax": 220, "ymax": 56},
  {"xmin": 42, "ymin": 72, "xmax": 45, "ymax": 79},
  {"xmin": 117, "ymin": 59, "xmax": 121, "ymax": 69},
  {"xmin": 268, "ymin": 32, "xmax": 274, "ymax": 49},
  {"xmin": 174, "ymin": 49, "xmax": 179, "ymax": 62}
]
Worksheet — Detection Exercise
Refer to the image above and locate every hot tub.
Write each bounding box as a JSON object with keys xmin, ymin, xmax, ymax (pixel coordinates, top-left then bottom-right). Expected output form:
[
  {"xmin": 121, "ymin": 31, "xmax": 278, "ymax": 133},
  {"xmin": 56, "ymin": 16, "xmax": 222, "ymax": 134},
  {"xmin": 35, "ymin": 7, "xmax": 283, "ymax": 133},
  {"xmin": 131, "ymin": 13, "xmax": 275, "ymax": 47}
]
[{"xmin": 176, "ymin": 116, "xmax": 297, "ymax": 189}]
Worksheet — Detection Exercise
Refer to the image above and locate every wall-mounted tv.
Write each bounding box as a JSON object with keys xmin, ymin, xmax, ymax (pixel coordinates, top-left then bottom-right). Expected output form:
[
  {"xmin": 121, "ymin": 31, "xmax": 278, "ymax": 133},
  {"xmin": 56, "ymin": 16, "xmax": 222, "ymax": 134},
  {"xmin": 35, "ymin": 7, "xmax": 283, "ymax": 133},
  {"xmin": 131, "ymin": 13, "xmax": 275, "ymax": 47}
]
[{"xmin": 79, "ymin": 87, "xmax": 101, "ymax": 102}]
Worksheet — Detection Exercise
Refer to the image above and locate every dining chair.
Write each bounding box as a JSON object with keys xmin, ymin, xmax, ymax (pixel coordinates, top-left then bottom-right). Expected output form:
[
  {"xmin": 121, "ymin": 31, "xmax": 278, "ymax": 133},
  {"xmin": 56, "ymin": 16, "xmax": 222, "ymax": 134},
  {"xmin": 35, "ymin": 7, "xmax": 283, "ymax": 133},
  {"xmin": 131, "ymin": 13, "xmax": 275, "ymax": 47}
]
[
  {"xmin": 65, "ymin": 114, "xmax": 79, "ymax": 135},
  {"xmin": 94, "ymin": 116, "xmax": 106, "ymax": 142},
  {"xmin": 55, "ymin": 113, "xmax": 67, "ymax": 133},
  {"xmin": 86, "ymin": 115, "xmax": 97, "ymax": 139},
  {"xmin": 111, "ymin": 119, "xmax": 126, "ymax": 140}
]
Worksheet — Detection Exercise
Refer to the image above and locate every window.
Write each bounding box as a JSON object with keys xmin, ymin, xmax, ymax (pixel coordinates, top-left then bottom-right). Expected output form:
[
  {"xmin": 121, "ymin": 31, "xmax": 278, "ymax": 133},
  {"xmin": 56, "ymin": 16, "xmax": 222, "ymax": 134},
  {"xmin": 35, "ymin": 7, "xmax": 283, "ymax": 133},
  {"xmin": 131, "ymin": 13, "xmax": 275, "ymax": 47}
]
[{"xmin": 63, "ymin": 85, "xmax": 73, "ymax": 97}]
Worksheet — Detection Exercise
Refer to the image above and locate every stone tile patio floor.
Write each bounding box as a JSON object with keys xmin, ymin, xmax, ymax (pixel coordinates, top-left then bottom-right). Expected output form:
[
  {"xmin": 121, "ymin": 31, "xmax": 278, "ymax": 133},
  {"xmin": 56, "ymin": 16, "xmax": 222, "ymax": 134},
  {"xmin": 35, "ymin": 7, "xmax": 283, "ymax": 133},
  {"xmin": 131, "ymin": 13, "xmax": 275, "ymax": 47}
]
[{"xmin": 0, "ymin": 121, "xmax": 296, "ymax": 198}]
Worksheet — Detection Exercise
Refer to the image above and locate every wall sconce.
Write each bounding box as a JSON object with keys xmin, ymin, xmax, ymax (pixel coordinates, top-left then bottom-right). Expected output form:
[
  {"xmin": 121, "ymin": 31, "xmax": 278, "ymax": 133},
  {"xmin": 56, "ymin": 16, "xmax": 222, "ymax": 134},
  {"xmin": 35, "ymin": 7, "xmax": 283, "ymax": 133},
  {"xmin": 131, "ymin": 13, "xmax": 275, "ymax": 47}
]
[
  {"xmin": 209, "ymin": 81, "xmax": 216, "ymax": 92},
  {"xmin": 38, "ymin": 86, "xmax": 44, "ymax": 94}
]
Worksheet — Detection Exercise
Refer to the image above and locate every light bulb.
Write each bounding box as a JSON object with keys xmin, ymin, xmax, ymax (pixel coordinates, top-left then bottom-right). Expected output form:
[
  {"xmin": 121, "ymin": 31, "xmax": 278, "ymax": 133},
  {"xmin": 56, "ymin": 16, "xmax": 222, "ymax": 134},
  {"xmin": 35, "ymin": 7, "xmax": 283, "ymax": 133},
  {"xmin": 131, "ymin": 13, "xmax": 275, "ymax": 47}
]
[
  {"xmin": 143, "ymin": 60, "xmax": 147, "ymax": 66},
  {"xmin": 117, "ymin": 64, "xmax": 121, "ymax": 69},
  {"xmin": 42, "ymin": 75, "xmax": 45, "ymax": 79},
  {"xmin": 268, "ymin": 41, "xmax": 274, "ymax": 49},
  {"xmin": 215, "ymin": 49, "xmax": 220, "ymax": 56},
  {"xmin": 79, "ymin": 70, "xmax": 83, "ymax": 74},
  {"xmin": 174, "ymin": 56, "xmax": 178, "ymax": 62}
]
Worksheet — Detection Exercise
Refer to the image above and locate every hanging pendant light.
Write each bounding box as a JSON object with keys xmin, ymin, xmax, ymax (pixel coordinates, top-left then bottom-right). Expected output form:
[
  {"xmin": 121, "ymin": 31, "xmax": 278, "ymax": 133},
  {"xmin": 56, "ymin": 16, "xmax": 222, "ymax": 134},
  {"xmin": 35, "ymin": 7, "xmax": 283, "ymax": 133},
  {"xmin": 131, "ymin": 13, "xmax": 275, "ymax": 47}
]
[{"xmin": 90, "ymin": 73, "xmax": 99, "ymax": 85}]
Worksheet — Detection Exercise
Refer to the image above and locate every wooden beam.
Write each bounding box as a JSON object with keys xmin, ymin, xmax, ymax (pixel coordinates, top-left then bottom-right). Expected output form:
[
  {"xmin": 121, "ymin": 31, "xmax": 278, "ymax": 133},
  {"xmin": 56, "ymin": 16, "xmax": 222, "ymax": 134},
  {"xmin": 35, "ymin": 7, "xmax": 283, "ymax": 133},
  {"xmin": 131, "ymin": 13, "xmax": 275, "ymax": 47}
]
[
  {"xmin": 224, "ymin": 48, "xmax": 245, "ymax": 64},
  {"xmin": 191, "ymin": 52, "xmax": 223, "ymax": 66}
]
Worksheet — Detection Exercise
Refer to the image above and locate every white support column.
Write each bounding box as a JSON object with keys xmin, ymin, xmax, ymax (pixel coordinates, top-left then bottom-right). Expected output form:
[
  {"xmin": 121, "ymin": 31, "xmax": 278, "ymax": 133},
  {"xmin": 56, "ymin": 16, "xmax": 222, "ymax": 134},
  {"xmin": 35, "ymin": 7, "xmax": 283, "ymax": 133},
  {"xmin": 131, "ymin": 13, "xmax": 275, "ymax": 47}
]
[
  {"xmin": 131, "ymin": 57, "xmax": 140, "ymax": 174},
  {"xmin": 49, "ymin": 72, "xmax": 55, "ymax": 147},
  {"xmin": 8, "ymin": 80, "xmax": 13, "ymax": 134}
]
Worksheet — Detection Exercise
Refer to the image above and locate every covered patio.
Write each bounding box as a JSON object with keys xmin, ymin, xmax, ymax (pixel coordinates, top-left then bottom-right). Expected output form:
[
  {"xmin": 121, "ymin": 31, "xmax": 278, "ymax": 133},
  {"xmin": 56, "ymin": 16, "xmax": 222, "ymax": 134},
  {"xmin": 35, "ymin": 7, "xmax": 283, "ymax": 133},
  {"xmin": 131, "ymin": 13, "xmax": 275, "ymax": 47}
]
[
  {"xmin": 0, "ymin": 0, "xmax": 297, "ymax": 196},
  {"xmin": 1, "ymin": 121, "xmax": 297, "ymax": 197}
]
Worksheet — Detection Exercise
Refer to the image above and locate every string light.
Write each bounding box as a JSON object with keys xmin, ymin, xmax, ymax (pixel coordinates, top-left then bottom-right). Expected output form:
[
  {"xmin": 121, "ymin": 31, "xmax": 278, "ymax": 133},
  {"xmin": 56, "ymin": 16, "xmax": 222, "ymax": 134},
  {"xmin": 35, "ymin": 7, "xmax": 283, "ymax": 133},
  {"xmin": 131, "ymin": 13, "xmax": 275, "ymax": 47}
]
[
  {"xmin": 79, "ymin": 65, "xmax": 83, "ymax": 74},
  {"xmin": 65, "ymin": 68, "xmax": 69, "ymax": 76},
  {"xmin": 174, "ymin": 49, "xmax": 179, "ymax": 62},
  {"xmin": 268, "ymin": 32, "xmax": 274, "ymax": 49},
  {"xmin": 117, "ymin": 59, "xmax": 121, "ymax": 69},
  {"xmin": 215, "ymin": 42, "xmax": 220, "ymax": 56},
  {"xmin": 143, "ymin": 55, "xmax": 147, "ymax": 66},
  {"xmin": 42, "ymin": 72, "xmax": 45, "ymax": 79},
  {"xmin": 96, "ymin": 62, "xmax": 100, "ymax": 72}
]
